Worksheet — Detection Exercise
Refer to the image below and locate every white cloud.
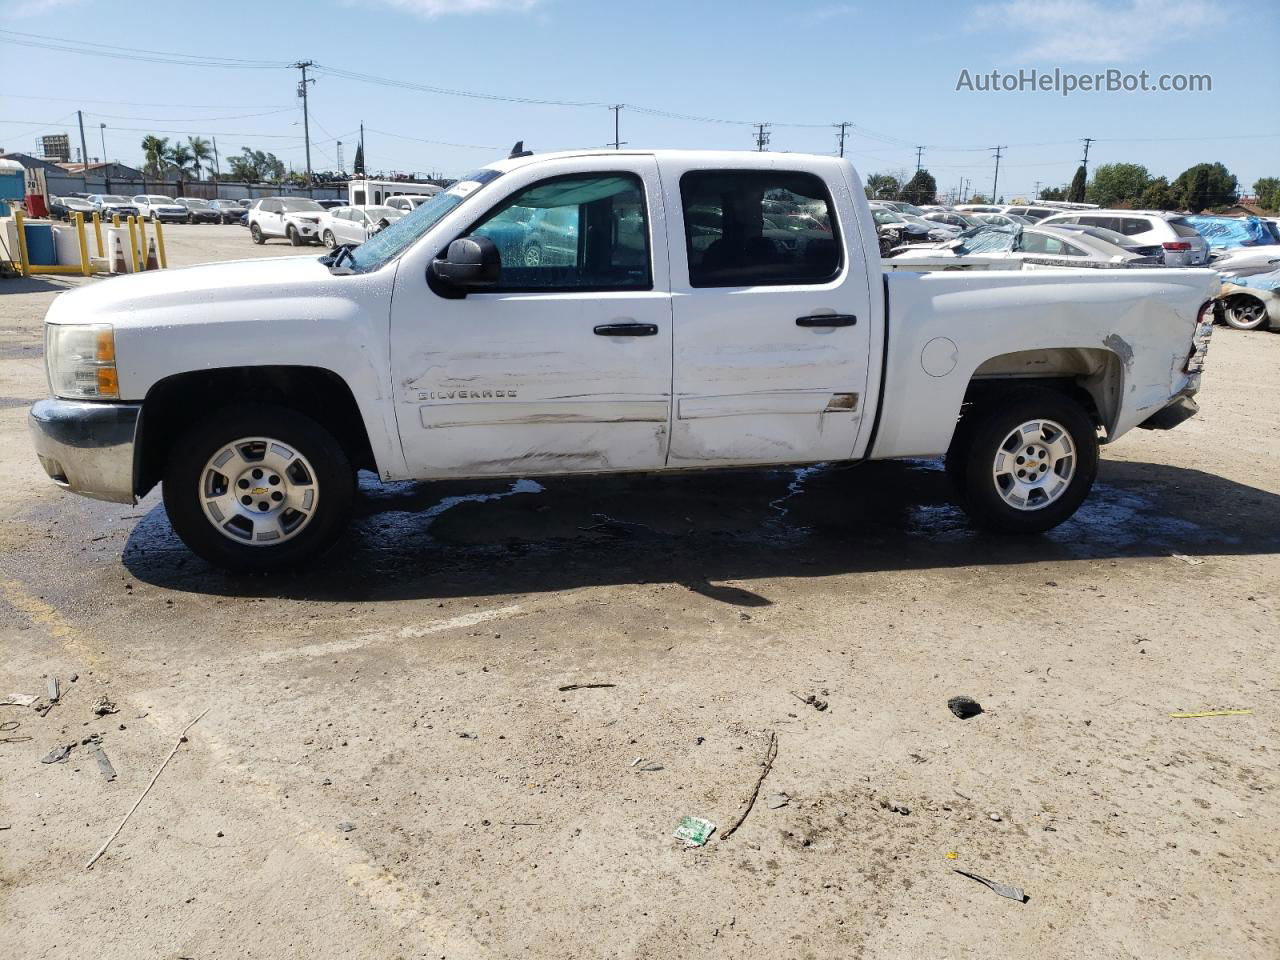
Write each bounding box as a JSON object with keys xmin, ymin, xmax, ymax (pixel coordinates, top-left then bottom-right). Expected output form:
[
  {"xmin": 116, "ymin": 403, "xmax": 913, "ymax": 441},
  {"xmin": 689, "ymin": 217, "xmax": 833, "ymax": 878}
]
[
  {"xmin": 973, "ymin": 0, "xmax": 1219, "ymax": 62},
  {"xmin": 361, "ymin": 0, "xmax": 541, "ymax": 17}
]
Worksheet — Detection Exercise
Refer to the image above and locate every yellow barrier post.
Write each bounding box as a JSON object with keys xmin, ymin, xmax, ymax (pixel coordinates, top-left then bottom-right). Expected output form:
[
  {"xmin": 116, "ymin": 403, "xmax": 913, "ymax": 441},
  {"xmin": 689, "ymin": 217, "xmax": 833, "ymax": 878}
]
[
  {"xmin": 126, "ymin": 216, "xmax": 139, "ymax": 273},
  {"xmin": 92, "ymin": 212, "xmax": 104, "ymax": 258},
  {"xmin": 137, "ymin": 216, "xmax": 148, "ymax": 270},
  {"xmin": 153, "ymin": 216, "xmax": 167, "ymax": 268},
  {"xmin": 74, "ymin": 213, "xmax": 91, "ymax": 276},
  {"xmin": 13, "ymin": 209, "xmax": 30, "ymax": 276},
  {"xmin": 111, "ymin": 213, "xmax": 120, "ymax": 228}
]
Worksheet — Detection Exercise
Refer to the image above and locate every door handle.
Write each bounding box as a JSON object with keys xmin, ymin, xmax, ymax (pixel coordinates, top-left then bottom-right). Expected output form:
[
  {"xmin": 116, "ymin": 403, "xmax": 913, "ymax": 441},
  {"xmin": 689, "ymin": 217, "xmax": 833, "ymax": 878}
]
[
  {"xmin": 796, "ymin": 314, "xmax": 857, "ymax": 327},
  {"xmin": 594, "ymin": 322, "xmax": 658, "ymax": 337}
]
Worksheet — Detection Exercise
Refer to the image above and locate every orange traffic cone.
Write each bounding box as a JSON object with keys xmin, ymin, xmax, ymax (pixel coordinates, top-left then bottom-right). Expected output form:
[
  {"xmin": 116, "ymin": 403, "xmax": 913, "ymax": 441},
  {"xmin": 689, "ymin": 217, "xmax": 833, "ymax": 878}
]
[
  {"xmin": 111, "ymin": 235, "xmax": 128, "ymax": 274},
  {"xmin": 144, "ymin": 237, "xmax": 159, "ymax": 271}
]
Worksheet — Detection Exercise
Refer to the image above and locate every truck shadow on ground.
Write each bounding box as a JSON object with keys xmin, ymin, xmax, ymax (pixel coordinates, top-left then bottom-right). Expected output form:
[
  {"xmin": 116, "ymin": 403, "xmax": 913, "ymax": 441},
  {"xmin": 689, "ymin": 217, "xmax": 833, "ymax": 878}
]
[{"xmin": 118, "ymin": 457, "xmax": 1280, "ymax": 603}]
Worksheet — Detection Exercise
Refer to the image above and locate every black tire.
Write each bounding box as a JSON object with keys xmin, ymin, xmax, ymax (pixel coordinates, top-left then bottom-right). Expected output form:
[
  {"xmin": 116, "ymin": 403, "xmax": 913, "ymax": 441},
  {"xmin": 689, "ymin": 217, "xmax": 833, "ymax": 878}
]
[
  {"xmin": 1222, "ymin": 294, "xmax": 1269, "ymax": 331},
  {"xmin": 956, "ymin": 388, "xmax": 1098, "ymax": 534},
  {"xmin": 162, "ymin": 405, "xmax": 355, "ymax": 573},
  {"xmin": 250, "ymin": 222, "xmax": 265, "ymax": 245},
  {"xmin": 322, "ymin": 229, "xmax": 337, "ymax": 249},
  {"xmin": 523, "ymin": 242, "xmax": 543, "ymax": 267},
  {"xmin": 287, "ymin": 225, "xmax": 303, "ymax": 246},
  {"xmin": 187, "ymin": 213, "xmax": 196, "ymax": 224}
]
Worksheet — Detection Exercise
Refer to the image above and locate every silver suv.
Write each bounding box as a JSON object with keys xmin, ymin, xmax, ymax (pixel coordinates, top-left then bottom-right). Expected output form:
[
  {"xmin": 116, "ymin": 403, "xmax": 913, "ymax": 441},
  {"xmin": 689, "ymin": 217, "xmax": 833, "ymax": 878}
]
[{"xmin": 1038, "ymin": 210, "xmax": 1209, "ymax": 266}]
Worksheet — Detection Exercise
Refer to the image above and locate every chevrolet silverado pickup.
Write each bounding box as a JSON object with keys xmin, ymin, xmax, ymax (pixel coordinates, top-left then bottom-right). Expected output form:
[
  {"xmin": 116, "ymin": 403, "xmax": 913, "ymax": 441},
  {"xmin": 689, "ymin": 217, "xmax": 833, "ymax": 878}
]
[{"xmin": 29, "ymin": 148, "xmax": 1217, "ymax": 572}]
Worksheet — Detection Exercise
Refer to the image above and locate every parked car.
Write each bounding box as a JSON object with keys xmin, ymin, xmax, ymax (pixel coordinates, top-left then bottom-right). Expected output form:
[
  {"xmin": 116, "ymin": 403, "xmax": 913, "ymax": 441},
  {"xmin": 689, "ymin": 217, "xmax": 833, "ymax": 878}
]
[
  {"xmin": 894, "ymin": 224, "xmax": 1161, "ymax": 265},
  {"xmin": 970, "ymin": 212, "xmax": 1033, "ymax": 227},
  {"xmin": 48, "ymin": 195, "xmax": 97, "ymax": 222},
  {"xmin": 923, "ymin": 210, "xmax": 985, "ymax": 230},
  {"xmin": 955, "ymin": 204, "xmax": 1004, "ymax": 214},
  {"xmin": 899, "ymin": 213, "xmax": 960, "ymax": 241},
  {"xmin": 247, "ymin": 197, "xmax": 326, "ymax": 245},
  {"xmin": 28, "ymin": 149, "xmax": 1215, "ymax": 571},
  {"xmin": 874, "ymin": 200, "xmax": 928, "ymax": 216},
  {"xmin": 1038, "ymin": 210, "xmax": 1210, "ymax": 266},
  {"xmin": 174, "ymin": 198, "xmax": 221, "ymax": 224},
  {"xmin": 385, "ymin": 195, "xmax": 431, "ymax": 215},
  {"xmin": 1002, "ymin": 205, "xmax": 1059, "ymax": 222},
  {"xmin": 132, "ymin": 195, "xmax": 188, "ymax": 222},
  {"xmin": 1210, "ymin": 247, "xmax": 1280, "ymax": 330},
  {"xmin": 208, "ymin": 199, "xmax": 248, "ymax": 224},
  {"xmin": 86, "ymin": 194, "xmax": 140, "ymax": 219},
  {"xmin": 871, "ymin": 208, "xmax": 930, "ymax": 244},
  {"xmin": 1050, "ymin": 222, "xmax": 1165, "ymax": 260},
  {"xmin": 316, "ymin": 199, "xmax": 346, "ymax": 210},
  {"xmin": 319, "ymin": 205, "xmax": 403, "ymax": 248}
]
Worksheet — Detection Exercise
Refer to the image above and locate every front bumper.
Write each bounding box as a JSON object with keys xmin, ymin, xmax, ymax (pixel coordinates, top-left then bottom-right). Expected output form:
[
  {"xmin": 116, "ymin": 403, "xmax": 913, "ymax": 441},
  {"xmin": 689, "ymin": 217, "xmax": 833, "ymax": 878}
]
[{"xmin": 29, "ymin": 398, "xmax": 141, "ymax": 505}]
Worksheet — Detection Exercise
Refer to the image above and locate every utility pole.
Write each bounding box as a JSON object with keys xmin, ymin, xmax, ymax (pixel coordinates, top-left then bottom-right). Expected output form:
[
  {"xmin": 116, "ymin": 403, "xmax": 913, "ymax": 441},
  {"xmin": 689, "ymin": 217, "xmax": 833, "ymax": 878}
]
[
  {"xmin": 359, "ymin": 122, "xmax": 365, "ymax": 175},
  {"xmin": 608, "ymin": 105, "xmax": 626, "ymax": 150},
  {"xmin": 835, "ymin": 121, "xmax": 850, "ymax": 158},
  {"xmin": 98, "ymin": 122, "xmax": 110, "ymax": 192},
  {"xmin": 991, "ymin": 145, "xmax": 1006, "ymax": 203},
  {"xmin": 211, "ymin": 136, "xmax": 220, "ymax": 181},
  {"xmin": 336, "ymin": 141, "xmax": 344, "ymax": 174},
  {"xmin": 1033, "ymin": 180, "xmax": 1042, "ymax": 201},
  {"xmin": 293, "ymin": 60, "xmax": 315, "ymax": 186},
  {"xmin": 1080, "ymin": 136, "xmax": 1094, "ymax": 175},
  {"xmin": 76, "ymin": 109, "xmax": 89, "ymax": 180},
  {"xmin": 754, "ymin": 122, "xmax": 771, "ymax": 152},
  {"xmin": 915, "ymin": 145, "xmax": 924, "ymax": 173}
]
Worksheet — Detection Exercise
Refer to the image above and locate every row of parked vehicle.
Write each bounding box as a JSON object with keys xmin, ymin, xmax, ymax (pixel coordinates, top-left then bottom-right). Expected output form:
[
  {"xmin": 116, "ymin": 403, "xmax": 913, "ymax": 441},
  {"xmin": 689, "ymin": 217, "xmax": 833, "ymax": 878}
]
[
  {"xmin": 242, "ymin": 195, "xmax": 431, "ymax": 247},
  {"xmin": 48, "ymin": 193, "xmax": 250, "ymax": 224}
]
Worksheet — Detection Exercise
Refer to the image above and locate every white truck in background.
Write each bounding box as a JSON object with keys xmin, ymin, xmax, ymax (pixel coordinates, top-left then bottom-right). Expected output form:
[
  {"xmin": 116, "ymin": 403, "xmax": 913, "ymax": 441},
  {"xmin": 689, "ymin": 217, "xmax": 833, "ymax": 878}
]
[{"xmin": 30, "ymin": 148, "xmax": 1216, "ymax": 572}]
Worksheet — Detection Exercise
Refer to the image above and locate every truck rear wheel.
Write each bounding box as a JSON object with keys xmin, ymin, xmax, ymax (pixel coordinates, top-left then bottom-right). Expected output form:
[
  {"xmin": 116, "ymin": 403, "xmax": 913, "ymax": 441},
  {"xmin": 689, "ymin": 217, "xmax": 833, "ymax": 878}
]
[
  {"xmin": 162, "ymin": 405, "xmax": 354, "ymax": 573},
  {"xmin": 955, "ymin": 389, "xmax": 1098, "ymax": 534}
]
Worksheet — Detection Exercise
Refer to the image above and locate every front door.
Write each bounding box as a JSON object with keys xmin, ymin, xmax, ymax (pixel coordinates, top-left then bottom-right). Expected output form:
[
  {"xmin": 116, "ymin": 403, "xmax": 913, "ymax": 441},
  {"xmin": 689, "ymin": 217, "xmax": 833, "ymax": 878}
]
[
  {"xmin": 389, "ymin": 156, "xmax": 673, "ymax": 479},
  {"xmin": 662, "ymin": 161, "xmax": 875, "ymax": 467}
]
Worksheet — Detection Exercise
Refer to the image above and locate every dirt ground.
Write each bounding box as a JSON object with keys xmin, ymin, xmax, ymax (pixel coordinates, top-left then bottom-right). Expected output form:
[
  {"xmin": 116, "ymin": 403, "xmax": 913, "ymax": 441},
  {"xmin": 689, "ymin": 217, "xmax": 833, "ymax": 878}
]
[{"xmin": 1, "ymin": 225, "xmax": 1277, "ymax": 960}]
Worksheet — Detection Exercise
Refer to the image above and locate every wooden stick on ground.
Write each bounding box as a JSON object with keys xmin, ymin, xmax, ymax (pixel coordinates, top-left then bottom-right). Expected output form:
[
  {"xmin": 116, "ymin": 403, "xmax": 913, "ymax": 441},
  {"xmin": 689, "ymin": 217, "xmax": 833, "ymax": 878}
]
[
  {"xmin": 85, "ymin": 708, "xmax": 209, "ymax": 870},
  {"xmin": 719, "ymin": 730, "xmax": 778, "ymax": 841}
]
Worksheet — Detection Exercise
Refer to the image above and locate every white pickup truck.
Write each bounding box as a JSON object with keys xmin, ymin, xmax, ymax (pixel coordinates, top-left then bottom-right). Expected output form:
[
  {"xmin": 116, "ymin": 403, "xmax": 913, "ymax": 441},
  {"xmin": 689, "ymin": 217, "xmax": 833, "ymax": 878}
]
[{"xmin": 30, "ymin": 148, "xmax": 1216, "ymax": 572}]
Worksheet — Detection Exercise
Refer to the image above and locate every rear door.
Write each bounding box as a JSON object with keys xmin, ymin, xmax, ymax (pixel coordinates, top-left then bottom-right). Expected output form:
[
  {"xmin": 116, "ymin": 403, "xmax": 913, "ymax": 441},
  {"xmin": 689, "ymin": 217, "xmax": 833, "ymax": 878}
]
[{"xmin": 663, "ymin": 158, "xmax": 874, "ymax": 467}]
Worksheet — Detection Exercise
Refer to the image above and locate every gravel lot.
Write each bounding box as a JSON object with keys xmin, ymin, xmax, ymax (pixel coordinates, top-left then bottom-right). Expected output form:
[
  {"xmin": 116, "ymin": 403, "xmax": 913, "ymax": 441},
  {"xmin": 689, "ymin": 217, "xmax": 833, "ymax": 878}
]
[{"xmin": 1, "ymin": 224, "xmax": 1277, "ymax": 959}]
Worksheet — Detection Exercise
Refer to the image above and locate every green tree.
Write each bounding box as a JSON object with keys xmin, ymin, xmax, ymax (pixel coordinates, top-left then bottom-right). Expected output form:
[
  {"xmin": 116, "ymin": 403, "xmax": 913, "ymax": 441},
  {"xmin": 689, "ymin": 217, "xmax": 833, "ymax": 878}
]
[
  {"xmin": 353, "ymin": 142, "xmax": 365, "ymax": 176},
  {"xmin": 900, "ymin": 169, "xmax": 938, "ymax": 206},
  {"xmin": 226, "ymin": 147, "xmax": 286, "ymax": 183},
  {"xmin": 188, "ymin": 137, "xmax": 211, "ymax": 180},
  {"xmin": 1038, "ymin": 186, "xmax": 1066, "ymax": 201},
  {"xmin": 864, "ymin": 173, "xmax": 899, "ymax": 199},
  {"xmin": 1171, "ymin": 162, "xmax": 1236, "ymax": 211},
  {"xmin": 140, "ymin": 135, "xmax": 169, "ymax": 177},
  {"xmin": 1253, "ymin": 177, "xmax": 1280, "ymax": 211},
  {"xmin": 167, "ymin": 143, "xmax": 194, "ymax": 179},
  {"xmin": 1087, "ymin": 163, "xmax": 1150, "ymax": 207},
  {"xmin": 967, "ymin": 193, "xmax": 989, "ymax": 203},
  {"xmin": 1067, "ymin": 165, "xmax": 1087, "ymax": 203},
  {"xmin": 1138, "ymin": 176, "xmax": 1179, "ymax": 211}
]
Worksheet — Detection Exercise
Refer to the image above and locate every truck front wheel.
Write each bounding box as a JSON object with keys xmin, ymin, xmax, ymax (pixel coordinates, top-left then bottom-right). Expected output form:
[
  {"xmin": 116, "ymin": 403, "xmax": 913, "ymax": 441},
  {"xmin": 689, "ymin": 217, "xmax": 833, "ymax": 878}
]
[
  {"xmin": 162, "ymin": 405, "xmax": 355, "ymax": 573},
  {"xmin": 955, "ymin": 389, "xmax": 1098, "ymax": 534}
]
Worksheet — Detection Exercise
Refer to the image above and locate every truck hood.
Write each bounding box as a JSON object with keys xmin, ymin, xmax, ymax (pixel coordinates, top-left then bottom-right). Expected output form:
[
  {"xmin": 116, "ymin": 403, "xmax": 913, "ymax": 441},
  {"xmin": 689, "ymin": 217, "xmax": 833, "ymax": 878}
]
[{"xmin": 45, "ymin": 255, "xmax": 349, "ymax": 329}]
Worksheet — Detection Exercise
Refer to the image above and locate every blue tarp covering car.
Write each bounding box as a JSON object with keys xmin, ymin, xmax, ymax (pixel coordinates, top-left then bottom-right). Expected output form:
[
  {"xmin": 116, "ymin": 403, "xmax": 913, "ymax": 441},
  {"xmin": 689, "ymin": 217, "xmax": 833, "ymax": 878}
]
[{"xmin": 1186, "ymin": 215, "xmax": 1280, "ymax": 249}]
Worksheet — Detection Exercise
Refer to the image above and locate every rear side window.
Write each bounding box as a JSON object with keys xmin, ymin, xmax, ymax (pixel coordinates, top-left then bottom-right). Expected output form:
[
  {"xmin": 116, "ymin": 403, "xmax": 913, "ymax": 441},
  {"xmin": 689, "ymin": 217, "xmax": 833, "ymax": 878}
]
[
  {"xmin": 680, "ymin": 170, "xmax": 840, "ymax": 287},
  {"xmin": 1118, "ymin": 218, "xmax": 1153, "ymax": 236}
]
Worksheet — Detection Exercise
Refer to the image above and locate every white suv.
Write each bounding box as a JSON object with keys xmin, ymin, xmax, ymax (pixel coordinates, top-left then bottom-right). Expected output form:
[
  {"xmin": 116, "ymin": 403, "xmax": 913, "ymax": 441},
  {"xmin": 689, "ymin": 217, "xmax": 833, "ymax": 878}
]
[
  {"xmin": 247, "ymin": 197, "xmax": 326, "ymax": 245},
  {"xmin": 1038, "ymin": 210, "xmax": 1210, "ymax": 266},
  {"xmin": 132, "ymin": 194, "xmax": 188, "ymax": 222},
  {"xmin": 385, "ymin": 195, "xmax": 430, "ymax": 215}
]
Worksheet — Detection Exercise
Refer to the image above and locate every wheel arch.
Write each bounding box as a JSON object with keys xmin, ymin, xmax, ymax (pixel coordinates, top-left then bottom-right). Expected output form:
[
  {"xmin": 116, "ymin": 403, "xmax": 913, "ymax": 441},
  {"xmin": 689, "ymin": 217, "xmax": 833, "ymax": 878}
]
[
  {"xmin": 963, "ymin": 347, "xmax": 1123, "ymax": 440},
  {"xmin": 135, "ymin": 365, "xmax": 375, "ymax": 498}
]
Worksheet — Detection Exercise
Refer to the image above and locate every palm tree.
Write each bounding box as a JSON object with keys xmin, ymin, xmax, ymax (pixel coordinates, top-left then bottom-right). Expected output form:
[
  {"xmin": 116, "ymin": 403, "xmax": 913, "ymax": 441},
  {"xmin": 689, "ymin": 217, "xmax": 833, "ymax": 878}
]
[
  {"xmin": 167, "ymin": 143, "xmax": 194, "ymax": 180},
  {"xmin": 188, "ymin": 136, "xmax": 211, "ymax": 180},
  {"xmin": 141, "ymin": 135, "xmax": 169, "ymax": 177}
]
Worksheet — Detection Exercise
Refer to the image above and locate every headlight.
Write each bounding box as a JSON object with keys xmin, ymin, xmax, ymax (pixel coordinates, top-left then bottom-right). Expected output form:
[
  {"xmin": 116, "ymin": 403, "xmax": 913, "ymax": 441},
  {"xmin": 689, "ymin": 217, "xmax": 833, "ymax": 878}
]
[{"xmin": 46, "ymin": 323, "xmax": 119, "ymax": 399}]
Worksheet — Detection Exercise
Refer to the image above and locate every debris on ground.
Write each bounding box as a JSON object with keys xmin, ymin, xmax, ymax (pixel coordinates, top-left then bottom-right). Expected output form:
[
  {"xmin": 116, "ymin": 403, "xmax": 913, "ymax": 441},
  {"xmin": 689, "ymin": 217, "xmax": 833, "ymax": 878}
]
[
  {"xmin": 879, "ymin": 799, "xmax": 911, "ymax": 816},
  {"xmin": 558, "ymin": 683, "xmax": 617, "ymax": 691},
  {"xmin": 85, "ymin": 708, "xmax": 208, "ymax": 870},
  {"xmin": 719, "ymin": 730, "xmax": 779, "ymax": 841},
  {"xmin": 947, "ymin": 696, "xmax": 984, "ymax": 720},
  {"xmin": 673, "ymin": 816, "xmax": 716, "ymax": 847},
  {"xmin": 988, "ymin": 812, "xmax": 1002, "ymax": 822},
  {"xmin": 766, "ymin": 793, "xmax": 790, "ymax": 809},
  {"xmin": 40, "ymin": 744, "xmax": 72, "ymax": 764},
  {"xmin": 92, "ymin": 743, "xmax": 117, "ymax": 782},
  {"xmin": 1169, "ymin": 709, "xmax": 1252, "ymax": 718},
  {"xmin": 1171, "ymin": 553, "xmax": 1205, "ymax": 565},
  {"xmin": 634, "ymin": 762, "xmax": 664, "ymax": 772},
  {"xmin": 337, "ymin": 821, "xmax": 356, "ymax": 833},
  {"xmin": 91, "ymin": 696, "xmax": 118, "ymax": 717},
  {"xmin": 1, "ymin": 694, "xmax": 39, "ymax": 707},
  {"xmin": 46, "ymin": 676, "xmax": 60, "ymax": 703},
  {"xmin": 1, "ymin": 720, "xmax": 30, "ymax": 744},
  {"xmin": 953, "ymin": 868, "xmax": 1028, "ymax": 903},
  {"xmin": 794, "ymin": 693, "xmax": 829, "ymax": 712}
]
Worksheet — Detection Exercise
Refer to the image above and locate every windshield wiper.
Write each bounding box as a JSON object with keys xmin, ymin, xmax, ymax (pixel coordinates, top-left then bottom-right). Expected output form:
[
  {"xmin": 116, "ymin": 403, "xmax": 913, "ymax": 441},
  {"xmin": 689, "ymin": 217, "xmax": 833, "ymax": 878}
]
[{"xmin": 319, "ymin": 243, "xmax": 357, "ymax": 272}]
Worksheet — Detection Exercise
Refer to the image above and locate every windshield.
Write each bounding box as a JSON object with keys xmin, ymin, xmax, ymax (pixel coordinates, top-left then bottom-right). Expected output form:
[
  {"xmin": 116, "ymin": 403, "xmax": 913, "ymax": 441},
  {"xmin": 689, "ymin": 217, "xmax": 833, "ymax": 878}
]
[
  {"xmin": 280, "ymin": 199, "xmax": 323, "ymax": 212},
  {"xmin": 952, "ymin": 224, "xmax": 1020, "ymax": 255},
  {"xmin": 102, "ymin": 195, "xmax": 129, "ymax": 203},
  {"xmin": 345, "ymin": 168, "xmax": 504, "ymax": 273},
  {"xmin": 151, "ymin": 196, "xmax": 177, "ymax": 204},
  {"xmin": 364, "ymin": 206, "xmax": 399, "ymax": 219},
  {"xmin": 872, "ymin": 210, "xmax": 905, "ymax": 225},
  {"xmin": 185, "ymin": 199, "xmax": 210, "ymax": 208}
]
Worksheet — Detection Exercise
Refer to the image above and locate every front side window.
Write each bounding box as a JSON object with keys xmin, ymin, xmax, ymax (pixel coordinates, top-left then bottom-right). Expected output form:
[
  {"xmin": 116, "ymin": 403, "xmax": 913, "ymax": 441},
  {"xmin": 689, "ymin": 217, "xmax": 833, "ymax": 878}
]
[
  {"xmin": 681, "ymin": 170, "xmax": 840, "ymax": 287},
  {"xmin": 466, "ymin": 172, "xmax": 651, "ymax": 292}
]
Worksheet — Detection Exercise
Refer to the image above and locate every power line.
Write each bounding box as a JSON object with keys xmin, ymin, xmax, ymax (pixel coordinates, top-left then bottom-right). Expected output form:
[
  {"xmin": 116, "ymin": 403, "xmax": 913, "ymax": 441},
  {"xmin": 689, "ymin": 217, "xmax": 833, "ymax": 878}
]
[{"xmin": 0, "ymin": 29, "xmax": 289, "ymax": 68}]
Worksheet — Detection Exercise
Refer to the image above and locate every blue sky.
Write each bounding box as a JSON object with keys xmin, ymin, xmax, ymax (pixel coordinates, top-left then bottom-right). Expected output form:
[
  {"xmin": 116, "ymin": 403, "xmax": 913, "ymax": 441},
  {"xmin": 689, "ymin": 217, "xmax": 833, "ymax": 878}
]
[{"xmin": 2, "ymin": 0, "xmax": 1276, "ymax": 199}]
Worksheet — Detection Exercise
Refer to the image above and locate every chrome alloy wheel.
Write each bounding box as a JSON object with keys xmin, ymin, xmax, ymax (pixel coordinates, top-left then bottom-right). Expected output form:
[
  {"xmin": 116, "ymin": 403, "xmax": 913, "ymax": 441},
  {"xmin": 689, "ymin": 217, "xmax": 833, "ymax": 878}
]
[
  {"xmin": 991, "ymin": 419, "xmax": 1076, "ymax": 511},
  {"xmin": 199, "ymin": 437, "xmax": 319, "ymax": 544}
]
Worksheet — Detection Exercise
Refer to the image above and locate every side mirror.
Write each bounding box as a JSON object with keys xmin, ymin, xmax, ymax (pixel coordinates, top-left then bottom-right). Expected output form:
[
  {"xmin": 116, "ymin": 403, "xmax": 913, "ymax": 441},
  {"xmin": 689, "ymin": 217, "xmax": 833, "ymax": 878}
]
[{"xmin": 429, "ymin": 236, "xmax": 500, "ymax": 293}]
